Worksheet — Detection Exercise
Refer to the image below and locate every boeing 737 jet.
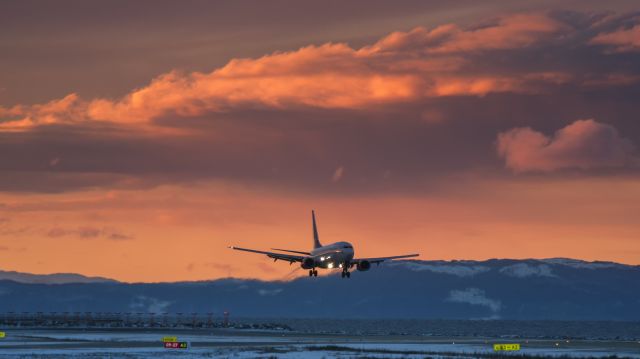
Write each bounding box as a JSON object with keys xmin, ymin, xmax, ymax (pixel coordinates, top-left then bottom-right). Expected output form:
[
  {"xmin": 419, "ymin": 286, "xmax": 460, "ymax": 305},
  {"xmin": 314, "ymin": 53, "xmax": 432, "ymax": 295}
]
[{"xmin": 230, "ymin": 211, "xmax": 419, "ymax": 278}]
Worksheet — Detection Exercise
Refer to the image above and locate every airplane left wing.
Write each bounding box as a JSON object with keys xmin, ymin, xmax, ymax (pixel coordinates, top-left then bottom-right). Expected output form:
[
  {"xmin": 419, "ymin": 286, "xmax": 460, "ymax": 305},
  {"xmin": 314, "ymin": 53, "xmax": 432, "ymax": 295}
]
[
  {"xmin": 229, "ymin": 246, "xmax": 305, "ymax": 263},
  {"xmin": 350, "ymin": 253, "xmax": 419, "ymax": 267}
]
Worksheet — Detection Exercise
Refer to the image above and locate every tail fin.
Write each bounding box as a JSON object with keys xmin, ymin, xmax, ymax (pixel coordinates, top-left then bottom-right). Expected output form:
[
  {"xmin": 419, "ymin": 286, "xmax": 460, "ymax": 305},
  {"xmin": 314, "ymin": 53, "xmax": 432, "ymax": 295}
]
[{"xmin": 312, "ymin": 210, "xmax": 322, "ymax": 249}]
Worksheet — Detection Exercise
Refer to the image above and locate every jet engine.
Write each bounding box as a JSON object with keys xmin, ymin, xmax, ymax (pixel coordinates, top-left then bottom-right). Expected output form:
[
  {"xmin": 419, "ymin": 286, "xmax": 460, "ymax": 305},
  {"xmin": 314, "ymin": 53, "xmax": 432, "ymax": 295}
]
[
  {"xmin": 301, "ymin": 257, "xmax": 315, "ymax": 269},
  {"xmin": 356, "ymin": 260, "xmax": 371, "ymax": 271}
]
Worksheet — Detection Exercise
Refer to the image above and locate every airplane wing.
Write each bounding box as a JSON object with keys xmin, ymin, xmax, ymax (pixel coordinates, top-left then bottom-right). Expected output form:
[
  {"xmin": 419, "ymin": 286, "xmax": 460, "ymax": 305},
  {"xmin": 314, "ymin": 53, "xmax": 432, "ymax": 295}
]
[
  {"xmin": 229, "ymin": 246, "xmax": 305, "ymax": 263},
  {"xmin": 271, "ymin": 248, "xmax": 311, "ymax": 255},
  {"xmin": 351, "ymin": 253, "xmax": 419, "ymax": 266}
]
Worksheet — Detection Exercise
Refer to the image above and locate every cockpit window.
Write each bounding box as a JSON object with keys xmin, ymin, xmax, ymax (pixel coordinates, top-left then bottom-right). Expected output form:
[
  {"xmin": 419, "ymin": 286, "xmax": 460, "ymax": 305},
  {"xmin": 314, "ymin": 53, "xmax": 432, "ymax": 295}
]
[{"xmin": 343, "ymin": 245, "xmax": 352, "ymax": 248}]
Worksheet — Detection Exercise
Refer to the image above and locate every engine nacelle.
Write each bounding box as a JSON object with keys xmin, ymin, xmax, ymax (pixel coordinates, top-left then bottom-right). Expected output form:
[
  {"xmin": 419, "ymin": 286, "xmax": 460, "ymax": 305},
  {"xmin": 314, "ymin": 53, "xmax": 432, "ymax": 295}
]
[
  {"xmin": 301, "ymin": 257, "xmax": 315, "ymax": 269},
  {"xmin": 356, "ymin": 260, "xmax": 371, "ymax": 271}
]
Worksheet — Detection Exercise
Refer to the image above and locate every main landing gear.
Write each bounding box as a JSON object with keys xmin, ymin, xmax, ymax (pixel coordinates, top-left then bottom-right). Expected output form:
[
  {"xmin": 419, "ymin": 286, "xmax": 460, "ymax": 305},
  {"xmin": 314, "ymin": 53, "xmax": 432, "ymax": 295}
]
[
  {"xmin": 308, "ymin": 269, "xmax": 318, "ymax": 277},
  {"xmin": 341, "ymin": 270, "xmax": 351, "ymax": 279}
]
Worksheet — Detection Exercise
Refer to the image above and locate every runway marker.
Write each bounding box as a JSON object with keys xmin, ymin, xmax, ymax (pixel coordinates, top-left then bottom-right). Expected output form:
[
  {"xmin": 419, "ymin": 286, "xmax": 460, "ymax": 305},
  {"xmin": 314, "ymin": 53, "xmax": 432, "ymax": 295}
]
[
  {"xmin": 164, "ymin": 341, "xmax": 188, "ymax": 349},
  {"xmin": 493, "ymin": 343, "xmax": 520, "ymax": 351}
]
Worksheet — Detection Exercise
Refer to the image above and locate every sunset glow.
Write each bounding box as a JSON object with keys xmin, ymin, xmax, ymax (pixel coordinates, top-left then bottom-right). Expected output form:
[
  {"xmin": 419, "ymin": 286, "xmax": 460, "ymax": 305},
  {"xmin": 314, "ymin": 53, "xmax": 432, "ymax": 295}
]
[{"xmin": 1, "ymin": 1, "xmax": 639, "ymax": 282}]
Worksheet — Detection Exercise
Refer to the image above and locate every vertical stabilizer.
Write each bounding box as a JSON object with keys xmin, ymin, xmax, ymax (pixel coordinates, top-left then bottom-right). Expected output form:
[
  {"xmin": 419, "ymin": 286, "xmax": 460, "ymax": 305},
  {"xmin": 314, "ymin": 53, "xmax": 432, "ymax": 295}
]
[{"xmin": 312, "ymin": 210, "xmax": 322, "ymax": 249}]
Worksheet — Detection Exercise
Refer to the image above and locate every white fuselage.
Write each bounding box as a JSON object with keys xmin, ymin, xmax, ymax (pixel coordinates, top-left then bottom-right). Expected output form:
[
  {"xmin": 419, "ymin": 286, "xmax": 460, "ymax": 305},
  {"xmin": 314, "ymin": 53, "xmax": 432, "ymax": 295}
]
[{"xmin": 307, "ymin": 241, "xmax": 355, "ymax": 269}]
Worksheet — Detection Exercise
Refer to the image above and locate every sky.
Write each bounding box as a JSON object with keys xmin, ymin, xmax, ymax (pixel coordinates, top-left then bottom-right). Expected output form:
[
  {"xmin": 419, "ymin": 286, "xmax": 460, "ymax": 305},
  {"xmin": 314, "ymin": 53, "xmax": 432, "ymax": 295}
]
[{"xmin": 1, "ymin": 1, "xmax": 639, "ymax": 282}]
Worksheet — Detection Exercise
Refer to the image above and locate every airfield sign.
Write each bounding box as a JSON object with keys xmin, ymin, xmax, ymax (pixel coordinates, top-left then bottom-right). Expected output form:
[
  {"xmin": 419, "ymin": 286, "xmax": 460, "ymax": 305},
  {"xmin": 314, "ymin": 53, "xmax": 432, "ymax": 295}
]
[
  {"xmin": 494, "ymin": 343, "xmax": 520, "ymax": 351},
  {"xmin": 164, "ymin": 341, "xmax": 188, "ymax": 349}
]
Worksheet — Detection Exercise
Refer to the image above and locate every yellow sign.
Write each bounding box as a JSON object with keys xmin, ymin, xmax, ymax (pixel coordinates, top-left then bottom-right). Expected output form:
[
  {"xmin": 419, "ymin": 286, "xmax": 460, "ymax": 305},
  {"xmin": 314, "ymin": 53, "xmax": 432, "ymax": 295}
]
[
  {"xmin": 0, "ymin": 331, "xmax": 5, "ymax": 338},
  {"xmin": 494, "ymin": 343, "xmax": 520, "ymax": 351},
  {"xmin": 162, "ymin": 336, "xmax": 178, "ymax": 342}
]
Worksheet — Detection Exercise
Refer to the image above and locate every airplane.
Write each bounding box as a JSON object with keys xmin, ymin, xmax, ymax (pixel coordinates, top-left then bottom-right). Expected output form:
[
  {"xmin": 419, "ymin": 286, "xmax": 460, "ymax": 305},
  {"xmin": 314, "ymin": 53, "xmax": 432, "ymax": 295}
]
[{"xmin": 229, "ymin": 210, "xmax": 419, "ymax": 278}]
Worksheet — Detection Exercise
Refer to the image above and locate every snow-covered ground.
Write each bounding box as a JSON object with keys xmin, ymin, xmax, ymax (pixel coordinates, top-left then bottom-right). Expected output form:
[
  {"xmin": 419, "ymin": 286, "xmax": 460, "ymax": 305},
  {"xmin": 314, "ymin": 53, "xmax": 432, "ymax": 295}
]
[
  {"xmin": 2, "ymin": 345, "xmax": 639, "ymax": 359},
  {"xmin": 13, "ymin": 331, "xmax": 295, "ymax": 343},
  {"xmin": 1, "ymin": 330, "xmax": 639, "ymax": 358}
]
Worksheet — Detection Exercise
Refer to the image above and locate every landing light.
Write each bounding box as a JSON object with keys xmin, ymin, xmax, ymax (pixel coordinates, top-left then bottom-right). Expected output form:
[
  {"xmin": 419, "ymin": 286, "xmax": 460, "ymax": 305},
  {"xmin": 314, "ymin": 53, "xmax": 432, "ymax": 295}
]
[
  {"xmin": 320, "ymin": 257, "xmax": 325, "ymax": 261},
  {"xmin": 328, "ymin": 263, "xmax": 334, "ymax": 269},
  {"xmin": 339, "ymin": 263, "xmax": 343, "ymax": 268}
]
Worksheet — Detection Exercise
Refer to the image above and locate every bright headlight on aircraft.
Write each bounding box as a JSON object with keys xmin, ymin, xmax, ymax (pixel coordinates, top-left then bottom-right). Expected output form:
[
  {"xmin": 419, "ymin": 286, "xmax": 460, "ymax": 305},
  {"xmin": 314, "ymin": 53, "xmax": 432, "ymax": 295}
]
[{"xmin": 230, "ymin": 210, "xmax": 420, "ymax": 278}]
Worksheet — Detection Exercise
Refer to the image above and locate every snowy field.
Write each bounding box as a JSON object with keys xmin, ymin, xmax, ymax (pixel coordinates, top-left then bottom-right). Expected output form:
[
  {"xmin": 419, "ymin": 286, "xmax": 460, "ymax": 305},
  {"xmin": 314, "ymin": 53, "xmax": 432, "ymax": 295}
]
[{"xmin": 0, "ymin": 328, "xmax": 639, "ymax": 358}]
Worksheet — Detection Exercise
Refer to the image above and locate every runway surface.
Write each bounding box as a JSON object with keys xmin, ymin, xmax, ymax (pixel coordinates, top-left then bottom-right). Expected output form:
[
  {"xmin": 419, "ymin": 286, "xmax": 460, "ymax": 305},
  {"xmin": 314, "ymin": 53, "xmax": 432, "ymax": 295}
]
[{"xmin": 1, "ymin": 328, "xmax": 640, "ymax": 358}]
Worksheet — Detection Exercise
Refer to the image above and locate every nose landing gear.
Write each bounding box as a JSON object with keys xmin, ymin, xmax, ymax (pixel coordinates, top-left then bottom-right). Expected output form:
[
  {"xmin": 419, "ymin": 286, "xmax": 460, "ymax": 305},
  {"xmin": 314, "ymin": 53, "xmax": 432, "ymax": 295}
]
[
  {"xmin": 308, "ymin": 269, "xmax": 318, "ymax": 277},
  {"xmin": 341, "ymin": 270, "xmax": 351, "ymax": 279}
]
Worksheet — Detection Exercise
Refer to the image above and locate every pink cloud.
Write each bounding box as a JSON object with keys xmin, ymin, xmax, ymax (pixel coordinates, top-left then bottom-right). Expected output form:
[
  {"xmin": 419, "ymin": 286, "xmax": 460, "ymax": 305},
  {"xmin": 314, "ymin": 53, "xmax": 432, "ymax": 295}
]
[
  {"xmin": 366, "ymin": 13, "xmax": 564, "ymax": 54},
  {"xmin": 591, "ymin": 24, "xmax": 640, "ymax": 52},
  {"xmin": 497, "ymin": 119, "xmax": 637, "ymax": 173},
  {"xmin": 0, "ymin": 13, "xmax": 573, "ymax": 131},
  {"xmin": 0, "ymin": 94, "xmax": 87, "ymax": 129},
  {"xmin": 331, "ymin": 166, "xmax": 345, "ymax": 183}
]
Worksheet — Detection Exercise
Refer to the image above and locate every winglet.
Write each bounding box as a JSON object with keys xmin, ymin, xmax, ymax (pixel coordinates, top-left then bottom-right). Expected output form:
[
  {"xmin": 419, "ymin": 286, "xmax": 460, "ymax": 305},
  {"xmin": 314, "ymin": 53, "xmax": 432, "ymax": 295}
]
[{"xmin": 312, "ymin": 210, "xmax": 322, "ymax": 249}]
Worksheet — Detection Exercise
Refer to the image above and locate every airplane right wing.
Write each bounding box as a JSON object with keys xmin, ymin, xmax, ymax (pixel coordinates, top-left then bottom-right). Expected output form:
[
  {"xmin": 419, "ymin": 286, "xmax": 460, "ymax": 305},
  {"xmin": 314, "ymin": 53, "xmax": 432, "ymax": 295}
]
[{"xmin": 229, "ymin": 246, "xmax": 305, "ymax": 264}]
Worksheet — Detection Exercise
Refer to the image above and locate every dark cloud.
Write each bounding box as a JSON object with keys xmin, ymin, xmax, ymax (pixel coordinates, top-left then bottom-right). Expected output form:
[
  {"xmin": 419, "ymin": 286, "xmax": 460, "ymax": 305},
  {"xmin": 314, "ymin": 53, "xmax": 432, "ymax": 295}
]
[
  {"xmin": 46, "ymin": 227, "xmax": 67, "ymax": 238},
  {"xmin": 0, "ymin": 10, "xmax": 639, "ymax": 194},
  {"xmin": 589, "ymin": 13, "xmax": 640, "ymax": 53},
  {"xmin": 3, "ymin": 0, "xmax": 635, "ymax": 106},
  {"xmin": 1, "ymin": 88, "xmax": 640, "ymax": 195},
  {"xmin": 46, "ymin": 226, "xmax": 133, "ymax": 240},
  {"xmin": 0, "ymin": 225, "xmax": 34, "ymax": 237}
]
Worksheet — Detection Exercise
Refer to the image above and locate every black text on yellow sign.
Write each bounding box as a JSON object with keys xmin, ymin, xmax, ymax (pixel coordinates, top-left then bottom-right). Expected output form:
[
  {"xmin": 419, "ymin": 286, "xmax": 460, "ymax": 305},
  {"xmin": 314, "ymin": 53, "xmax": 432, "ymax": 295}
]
[{"xmin": 494, "ymin": 343, "xmax": 520, "ymax": 351}]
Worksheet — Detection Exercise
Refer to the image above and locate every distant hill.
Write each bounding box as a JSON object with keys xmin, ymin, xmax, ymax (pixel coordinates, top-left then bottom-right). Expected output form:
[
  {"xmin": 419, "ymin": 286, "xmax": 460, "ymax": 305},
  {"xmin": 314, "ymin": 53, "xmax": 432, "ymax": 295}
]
[
  {"xmin": 0, "ymin": 270, "xmax": 117, "ymax": 284},
  {"xmin": 0, "ymin": 258, "xmax": 638, "ymax": 320}
]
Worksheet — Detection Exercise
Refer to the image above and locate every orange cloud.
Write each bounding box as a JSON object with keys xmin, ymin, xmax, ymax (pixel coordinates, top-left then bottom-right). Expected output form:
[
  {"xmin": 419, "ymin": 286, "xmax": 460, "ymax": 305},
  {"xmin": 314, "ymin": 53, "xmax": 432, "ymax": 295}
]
[
  {"xmin": 365, "ymin": 13, "xmax": 564, "ymax": 54},
  {"xmin": 0, "ymin": 13, "xmax": 573, "ymax": 131},
  {"xmin": 591, "ymin": 24, "xmax": 640, "ymax": 52},
  {"xmin": 497, "ymin": 119, "xmax": 637, "ymax": 173},
  {"xmin": 0, "ymin": 94, "xmax": 88, "ymax": 129}
]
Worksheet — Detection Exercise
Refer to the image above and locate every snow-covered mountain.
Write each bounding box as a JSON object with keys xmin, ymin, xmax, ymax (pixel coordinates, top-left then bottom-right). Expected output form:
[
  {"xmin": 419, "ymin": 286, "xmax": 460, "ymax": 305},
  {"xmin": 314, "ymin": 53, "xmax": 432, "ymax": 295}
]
[
  {"xmin": 0, "ymin": 270, "xmax": 117, "ymax": 284},
  {"xmin": 0, "ymin": 258, "xmax": 638, "ymax": 320}
]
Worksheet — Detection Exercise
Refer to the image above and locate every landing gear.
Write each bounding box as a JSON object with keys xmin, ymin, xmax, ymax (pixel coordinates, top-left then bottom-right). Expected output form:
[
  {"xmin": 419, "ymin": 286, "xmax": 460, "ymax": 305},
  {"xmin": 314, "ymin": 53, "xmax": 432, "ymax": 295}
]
[
  {"xmin": 341, "ymin": 270, "xmax": 351, "ymax": 279},
  {"xmin": 309, "ymin": 269, "xmax": 318, "ymax": 277}
]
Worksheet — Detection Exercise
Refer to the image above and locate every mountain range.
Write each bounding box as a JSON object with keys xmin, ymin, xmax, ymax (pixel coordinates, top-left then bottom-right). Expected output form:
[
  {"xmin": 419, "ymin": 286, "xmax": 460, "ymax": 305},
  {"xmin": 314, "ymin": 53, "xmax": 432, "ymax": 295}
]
[
  {"xmin": 0, "ymin": 258, "xmax": 638, "ymax": 320},
  {"xmin": 0, "ymin": 269, "xmax": 116, "ymax": 284}
]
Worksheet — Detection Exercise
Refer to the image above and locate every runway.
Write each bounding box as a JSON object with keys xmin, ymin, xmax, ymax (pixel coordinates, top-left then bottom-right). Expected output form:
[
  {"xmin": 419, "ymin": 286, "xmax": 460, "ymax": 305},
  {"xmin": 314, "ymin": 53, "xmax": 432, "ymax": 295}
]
[{"xmin": 1, "ymin": 328, "xmax": 639, "ymax": 358}]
